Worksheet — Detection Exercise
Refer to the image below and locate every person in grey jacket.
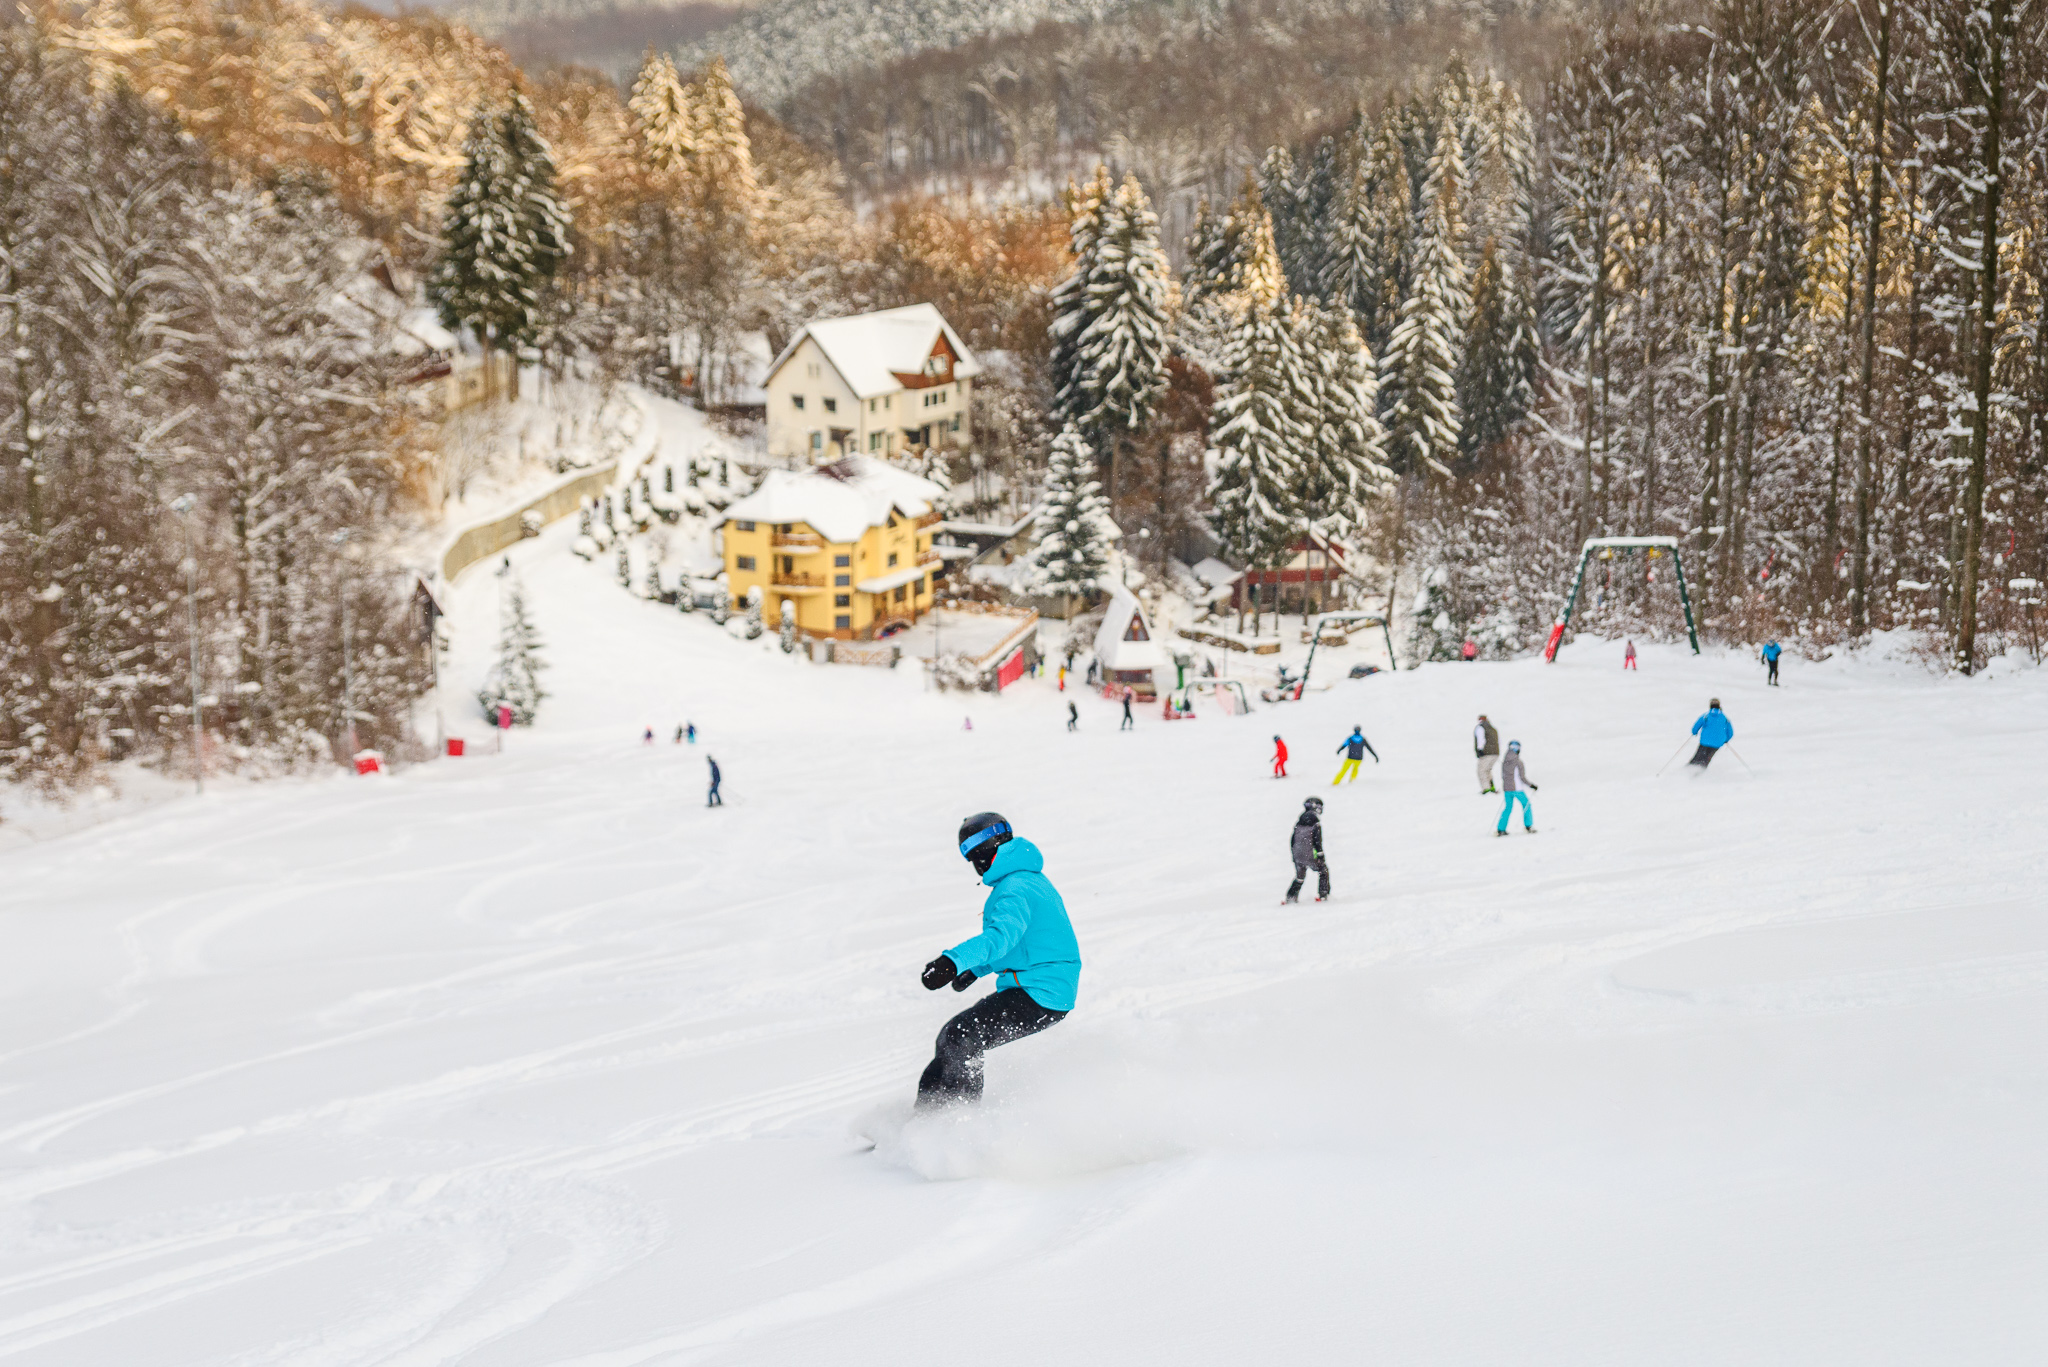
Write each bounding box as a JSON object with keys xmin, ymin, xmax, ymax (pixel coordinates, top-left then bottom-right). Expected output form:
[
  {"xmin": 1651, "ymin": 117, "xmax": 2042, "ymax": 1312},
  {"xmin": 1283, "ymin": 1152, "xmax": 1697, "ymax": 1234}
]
[
  {"xmin": 1474, "ymin": 714, "xmax": 1501, "ymax": 794},
  {"xmin": 1495, "ymin": 741, "xmax": 1537, "ymax": 835},
  {"xmin": 1284, "ymin": 797, "xmax": 1329, "ymax": 903}
]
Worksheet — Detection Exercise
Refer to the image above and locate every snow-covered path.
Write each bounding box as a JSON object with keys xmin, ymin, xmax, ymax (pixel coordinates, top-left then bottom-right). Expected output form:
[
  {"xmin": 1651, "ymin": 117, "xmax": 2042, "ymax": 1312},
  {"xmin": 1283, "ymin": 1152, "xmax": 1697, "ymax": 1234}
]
[{"xmin": 4, "ymin": 518, "xmax": 2046, "ymax": 1365}]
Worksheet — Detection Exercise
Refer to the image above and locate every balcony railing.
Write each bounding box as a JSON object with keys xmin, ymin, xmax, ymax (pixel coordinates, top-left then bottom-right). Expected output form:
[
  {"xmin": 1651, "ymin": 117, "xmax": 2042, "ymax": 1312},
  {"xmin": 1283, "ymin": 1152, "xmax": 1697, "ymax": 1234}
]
[
  {"xmin": 772, "ymin": 532, "xmax": 823, "ymax": 549},
  {"xmin": 916, "ymin": 550, "xmax": 944, "ymax": 569},
  {"xmin": 771, "ymin": 570, "xmax": 828, "ymax": 588},
  {"xmin": 915, "ymin": 510, "xmax": 943, "ymax": 530}
]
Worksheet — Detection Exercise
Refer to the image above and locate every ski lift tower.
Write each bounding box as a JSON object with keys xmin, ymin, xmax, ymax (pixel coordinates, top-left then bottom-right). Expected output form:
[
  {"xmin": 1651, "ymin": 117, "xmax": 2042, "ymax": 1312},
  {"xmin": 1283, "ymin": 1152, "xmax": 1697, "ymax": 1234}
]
[{"xmin": 1544, "ymin": 536, "xmax": 1700, "ymax": 662}]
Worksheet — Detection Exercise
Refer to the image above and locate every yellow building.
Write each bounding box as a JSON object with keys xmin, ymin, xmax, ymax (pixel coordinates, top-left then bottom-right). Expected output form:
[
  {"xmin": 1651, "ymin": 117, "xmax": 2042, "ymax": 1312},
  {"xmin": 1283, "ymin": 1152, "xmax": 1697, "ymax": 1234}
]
[{"xmin": 722, "ymin": 456, "xmax": 947, "ymax": 639}]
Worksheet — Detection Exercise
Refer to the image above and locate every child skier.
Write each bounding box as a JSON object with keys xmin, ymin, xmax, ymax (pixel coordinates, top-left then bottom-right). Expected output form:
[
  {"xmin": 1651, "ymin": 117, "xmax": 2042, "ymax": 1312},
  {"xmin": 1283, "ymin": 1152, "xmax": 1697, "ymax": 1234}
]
[
  {"xmin": 1272, "ymin": 734, "xmax": 1289, "ymax": 778},
  {"xmin": 1689, "ymin": 699, "xmax": 1733, "ymax": 767},
  {"xmin": 1284, "ymin": 797, "xmax": 1328, "ymax": 903},
  {"xmin": 1332, "ymin": 725, "xmax": 1379, "ymax": 784},
  {"xmin": 1761, "ymin": 640, "xmax": 1782, "ymax": 686},
  {"xmin": 1624, "ymin": 640, "xmax": 1638, "ymax": 671},
  {"xmin": 1120, "ymin": 686, "xmax": 1135, "ymax": 731},
  {"xmin": 1474, "ymin": 714, "xmax": 1500, "ymax": 793},
  {"xmin": 916, "ymin": 813, "xmax": 1081, "ymax": 1108},
  {"xmin": 1496, "ymin": 741, "xmax": 1538, "ymax": 835}
]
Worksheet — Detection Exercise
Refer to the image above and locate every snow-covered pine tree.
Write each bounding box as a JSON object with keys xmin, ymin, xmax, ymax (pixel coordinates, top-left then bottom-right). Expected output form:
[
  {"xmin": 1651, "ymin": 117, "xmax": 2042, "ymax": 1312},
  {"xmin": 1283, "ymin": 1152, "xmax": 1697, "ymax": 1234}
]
[
  {"xmin": 1299, "ymin": 302, "xmax": 1391, "ymax": 548},
  {"xmin": 428, "ymin": 96, "xmax": 570, "ymax": 358},
  {"xmin": 1047, "ymin": 164, "xmax": 1113, "ymax": 435},
  {"xmin": 1457, "ymin": 236, "xmax": 1538, "ymax": 466},
  {"xmin": 689, "ymin": 56, "xmax": 759, "ymax": 207},
  {"xmin": 1208, "ymin": 283, "xmax": 1312, "ymax": 581},
  {"xmin": 1407, "ymin": 563, "xmax": 1462, "ymax": 662},
  {"xmin": 480, "ymin": 578, "xmax": 546, "ymax": 725},
  {"xmin": 1032, "ymin": 422, "xmax": 1111, "ymax": 614},
  {"xmin": 1381, "ymin": 112, "xmax": 1468, "ymax": 478},
  {"xmin": 630, "ymin": 51, "xmax": 694, "ymax": 174},
  {"xmin": 1047, "ymin": 171, "xmax": 1171, "ymax": 499}
]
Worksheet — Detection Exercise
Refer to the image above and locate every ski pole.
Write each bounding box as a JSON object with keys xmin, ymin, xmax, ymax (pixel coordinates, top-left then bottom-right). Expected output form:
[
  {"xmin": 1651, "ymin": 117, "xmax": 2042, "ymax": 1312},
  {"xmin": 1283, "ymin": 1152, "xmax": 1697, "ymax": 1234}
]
[
  {"xmin": 1726, "ymin": 745, "xmax": 1755, "ymax": 774},
  {"xmin": 1654, "ymin": 738, "xmax": 1691, "ymax": 776}
]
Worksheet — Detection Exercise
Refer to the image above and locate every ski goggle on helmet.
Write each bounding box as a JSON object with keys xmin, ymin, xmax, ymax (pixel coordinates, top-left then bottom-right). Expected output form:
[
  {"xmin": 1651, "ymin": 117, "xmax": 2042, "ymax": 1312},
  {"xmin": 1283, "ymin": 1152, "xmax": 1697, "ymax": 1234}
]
[
  {"xmin": 957, "ymin": 812, "xmax": 1013, "ymax": 860},
  {"xmin": 1508, "ymin": 740, "xmax": 1521, "ymax": 752}
]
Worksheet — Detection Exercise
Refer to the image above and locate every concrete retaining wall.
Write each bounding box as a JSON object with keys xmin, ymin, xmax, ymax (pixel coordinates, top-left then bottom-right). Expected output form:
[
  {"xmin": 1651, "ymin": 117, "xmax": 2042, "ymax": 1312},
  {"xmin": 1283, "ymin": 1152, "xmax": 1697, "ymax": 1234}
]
[{"xmin": 441, "ymin": 462, "xmax": 619, "ymax": 583}]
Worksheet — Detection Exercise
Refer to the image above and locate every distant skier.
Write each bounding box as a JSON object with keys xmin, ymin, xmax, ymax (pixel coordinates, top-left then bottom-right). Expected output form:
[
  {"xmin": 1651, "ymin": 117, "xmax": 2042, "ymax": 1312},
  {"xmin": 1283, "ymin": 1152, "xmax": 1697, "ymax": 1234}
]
[
  {"xmin": 916, "ymin": 813, "xmax": 1080, "ymax": 1109},
  {"xmin": 685, "ymin": 721, "xmax": 697, "ymax": 743},
  {"xmin": 1689, "ymin": 699, "xmax": 1733, "ymax": 768},
  {"xmin": 1332, "ymin": 725, "xmax": 1379, "ymax": 785},
  {"xmin": 1120, "ymin": 686, "xmax": 1134, "ymax": 731},
  {"xmin": 1272, "ymin": 734, "xmax": 1289, "ymax": 778},
  {"xmin": 674, "ymin": 725, "xmax": 685, "ymax": 743},
  {"xmin": 1474, "ymin": 713, "xmax": 1500, "ymax": 794},
  {"xmin": 1761, "ymin": 640, "xmax": 1782, "ymax": 686},
  {"xmin": 1284, "ymin": 797, "xmax": 1328, "ymax": 903},
  {"xmin": 643, "ymin": 726, "xmax": 655, "ymax": 745},
  {"xmin": 1067, "ymin": 700, "xmax": 1079, "ymax": 732},
  {"xmin": 1496, "ymin": 741, "xmax": 1538, "ymax": 836},
  {"xmin": 1624, "ymin": 640, "xmax": 1638, "ymax": 671},
  {"xmin": 1461, "ymin": 638, "xmax": 1478, "ymax": 662},
  {"xmin": 706, "ymin": 755, "xmax": 723, "ymax": 806}
]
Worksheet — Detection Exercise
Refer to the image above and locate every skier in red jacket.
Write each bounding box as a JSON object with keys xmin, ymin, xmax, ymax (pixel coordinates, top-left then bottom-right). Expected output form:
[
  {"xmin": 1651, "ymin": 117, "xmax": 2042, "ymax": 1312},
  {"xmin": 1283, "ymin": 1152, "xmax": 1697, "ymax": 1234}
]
[{"xmin": 1272, "ymin": 735, "xmax": 1288, "ymax": 778}]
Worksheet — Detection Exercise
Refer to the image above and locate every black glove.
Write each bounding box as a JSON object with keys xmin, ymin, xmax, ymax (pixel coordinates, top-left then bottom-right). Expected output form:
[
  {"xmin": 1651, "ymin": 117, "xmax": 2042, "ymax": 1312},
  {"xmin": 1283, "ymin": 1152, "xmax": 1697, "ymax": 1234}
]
[
  {"xmin": 921, "ymin": 955, "xmax": 958, "ymax": 991},
  {"xmin": 1529, "ymin": 782, "xmax": 1540, "ymax": 791},
  {"xmin": 951, "ymin": 970, "xmax": 978, "ymax": 992}
]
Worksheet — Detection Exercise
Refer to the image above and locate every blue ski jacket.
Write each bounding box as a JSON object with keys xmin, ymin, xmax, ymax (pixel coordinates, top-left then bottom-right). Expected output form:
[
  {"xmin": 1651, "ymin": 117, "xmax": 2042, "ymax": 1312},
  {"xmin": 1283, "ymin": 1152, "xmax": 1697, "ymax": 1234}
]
[
  {"xmin": 1762, "ymin": 642, "xmax": 1782, "ymax": 662},
  {"xmin": 1691, "ymin": 709, "xmax": 1733, "ymax": 747},
  {"xmin": 1337, "ymin": 730, "xmax": 1377, "ymax": 761},
  {"xmin": 946, "ymin": 838, "xmax": 1081, "ymax": 1012}
]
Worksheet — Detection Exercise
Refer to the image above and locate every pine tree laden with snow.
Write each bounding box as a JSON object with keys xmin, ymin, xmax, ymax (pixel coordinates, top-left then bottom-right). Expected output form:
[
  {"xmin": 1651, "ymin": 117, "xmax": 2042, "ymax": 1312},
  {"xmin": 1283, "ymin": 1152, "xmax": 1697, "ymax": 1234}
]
[
  {"xmin": 1208, "ymin": 296, "xmax": 1312, "ymax": 575},
  {"xmin": 1031, "ymin": 423, "xmax": 1111, "ymax": 612},
  {"xmin": 428, "ymin": 96, "xmax": 571, "ymax": 358},
  {"xmin": 480, "ymin": 578, "xmax": 547, "ymax": 725},
  {"xmin": 1381, "ymin": 112, "xmax": 1467, "ymax": 479}
]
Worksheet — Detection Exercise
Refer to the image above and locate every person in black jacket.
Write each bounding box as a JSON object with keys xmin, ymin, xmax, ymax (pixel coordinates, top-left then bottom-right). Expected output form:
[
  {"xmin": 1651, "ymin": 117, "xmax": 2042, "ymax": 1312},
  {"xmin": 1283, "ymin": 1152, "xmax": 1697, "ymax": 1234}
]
[{"xmin": 1284, "ymin": 797, "xmax": 1329, "ymax": 903}]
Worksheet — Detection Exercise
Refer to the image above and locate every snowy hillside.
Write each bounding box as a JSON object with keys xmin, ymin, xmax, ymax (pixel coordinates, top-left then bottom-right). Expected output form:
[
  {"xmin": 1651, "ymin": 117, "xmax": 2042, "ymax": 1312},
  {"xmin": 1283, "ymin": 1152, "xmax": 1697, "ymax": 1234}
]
[{"xmin": 3, "ymin": 518, "xmax": 2046, "ymax": 1363}]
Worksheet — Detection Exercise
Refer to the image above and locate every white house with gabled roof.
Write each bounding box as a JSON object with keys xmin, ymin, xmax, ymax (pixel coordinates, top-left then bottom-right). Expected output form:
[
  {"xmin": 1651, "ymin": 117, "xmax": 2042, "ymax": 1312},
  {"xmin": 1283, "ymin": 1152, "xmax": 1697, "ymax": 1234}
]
[{"xmin": 762, "ymin": 304, "xmax": 980, "ymax": 464}]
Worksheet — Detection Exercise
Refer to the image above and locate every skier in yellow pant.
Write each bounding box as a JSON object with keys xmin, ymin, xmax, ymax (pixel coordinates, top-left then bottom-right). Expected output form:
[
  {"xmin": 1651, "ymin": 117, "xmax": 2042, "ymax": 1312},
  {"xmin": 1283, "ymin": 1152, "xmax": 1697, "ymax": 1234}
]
[{"xmin": 1331, "ymin": 725, "xmax": 1379, "ymax": 784}]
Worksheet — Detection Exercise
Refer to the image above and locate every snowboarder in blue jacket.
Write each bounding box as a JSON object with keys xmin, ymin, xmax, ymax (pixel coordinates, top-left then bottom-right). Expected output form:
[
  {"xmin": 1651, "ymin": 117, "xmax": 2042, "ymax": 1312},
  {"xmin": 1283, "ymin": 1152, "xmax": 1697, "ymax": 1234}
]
[
  {"xmin": 916, "ymin": 813, "xmax": 1081, "ymax": 1107},
  {"xmin": 1761, "ymin": 640, "xmax": 1782, "ymax": 686},
  {"xmin": 1688, "ymin": 699, "xmax": 1733, "ymax": 768}
]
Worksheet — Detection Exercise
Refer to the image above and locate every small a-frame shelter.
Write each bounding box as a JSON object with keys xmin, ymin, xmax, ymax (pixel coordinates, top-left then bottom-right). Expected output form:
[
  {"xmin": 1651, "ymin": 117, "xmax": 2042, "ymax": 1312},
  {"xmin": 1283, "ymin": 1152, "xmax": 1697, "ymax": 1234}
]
[{"xmin": 1093, "ymin": 584, "xmax": 1164, "ymax": 698}]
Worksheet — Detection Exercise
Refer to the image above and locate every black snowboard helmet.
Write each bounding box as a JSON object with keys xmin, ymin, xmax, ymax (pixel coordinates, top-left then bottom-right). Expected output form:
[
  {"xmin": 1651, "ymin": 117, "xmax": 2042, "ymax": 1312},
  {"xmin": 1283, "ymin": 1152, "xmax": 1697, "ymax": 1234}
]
[
  {"xmin": 1302, "ymin": 797, "xmax": 1324, "ymax": 816},
  {"xmin": 957, "ymin": 812, "xmax": 1014, "ymax": 875}
]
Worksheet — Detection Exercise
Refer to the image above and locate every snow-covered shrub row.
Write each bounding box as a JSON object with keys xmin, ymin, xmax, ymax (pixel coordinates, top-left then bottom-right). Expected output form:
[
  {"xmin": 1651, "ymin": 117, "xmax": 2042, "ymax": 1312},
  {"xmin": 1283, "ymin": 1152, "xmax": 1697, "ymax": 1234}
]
[{"xmin": 0, "ymin": 39, "xmax": 431, "ymax": 790}]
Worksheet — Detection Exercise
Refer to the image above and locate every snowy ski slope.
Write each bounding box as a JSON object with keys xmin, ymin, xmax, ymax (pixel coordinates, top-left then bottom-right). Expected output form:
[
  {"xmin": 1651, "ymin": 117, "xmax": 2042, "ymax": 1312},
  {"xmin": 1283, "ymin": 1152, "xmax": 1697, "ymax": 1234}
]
[{"xmin": 2, "ymin": 517, "xmax": 2045, "ymax": 1365}]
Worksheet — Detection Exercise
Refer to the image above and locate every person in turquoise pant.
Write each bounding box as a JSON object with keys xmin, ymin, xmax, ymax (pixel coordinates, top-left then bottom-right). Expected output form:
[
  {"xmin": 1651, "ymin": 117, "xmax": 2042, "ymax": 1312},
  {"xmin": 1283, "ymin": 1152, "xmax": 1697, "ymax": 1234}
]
[
  {"xmin": 1496, "ymin": 741, "xmax": 1537, "ymax": 835},
  {"xmin": 916, "ymin": 813, "xmax": 1081, "ymax": 1107}
]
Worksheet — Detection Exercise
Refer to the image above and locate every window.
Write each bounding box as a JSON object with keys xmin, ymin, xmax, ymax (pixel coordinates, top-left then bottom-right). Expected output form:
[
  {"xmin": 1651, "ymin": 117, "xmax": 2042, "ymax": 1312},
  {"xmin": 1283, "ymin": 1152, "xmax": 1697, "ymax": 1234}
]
[
  {"xmin": 834, "ymin": 574, "xmax": 850, "ymax": 587},
  {"xmin": 806, "ymin": 362, "xmax": 820, "ymax": 379},
  {"xmin": 894, "ymin": 585, "xmax": 907, "ymax": 602},
  {"xmin": 780, "ymin": 556, "xmax": 793, "ymax": 574},
  {"xmin": 835, "ymin": 615, "xmax": 852, "ymax": 630},
  {"xmin": 736, "ymin": 520, "xmax": 755, "ymax": 532},
  {"xmin": 835, "ymin": 594, "xmax": 850, "ymax": 607},
  {"xmin": 823, "ymin": 398, "xmax": 837, "ymax": 413},
  {"xmin": 868, "ymin": 432, "xmax": 882, "ymax": 451},
  {"xmin": 779, "ymin": 525, "xmax": 792, "ymax": 534},
  {"xmin": 887, "ymin": 552, "xmax": 898, "ymax": 567},
  {"xmin": 792, "ymin": 395, "xmax": 805, "ymax": 409},
  {"xmin": 950, "ymin": 415, "xmax": 961, "ymax": 432},
  {"xmin": 736, "ymin": 555, "xmax": 756, "ymax": 570},
  {"xmin": 810, "ymin": 431, "xmax": 822, "ymax": 451},
  {"xmin": 834, "ymin": 554, "xmax": 850, "ymax": 567}
]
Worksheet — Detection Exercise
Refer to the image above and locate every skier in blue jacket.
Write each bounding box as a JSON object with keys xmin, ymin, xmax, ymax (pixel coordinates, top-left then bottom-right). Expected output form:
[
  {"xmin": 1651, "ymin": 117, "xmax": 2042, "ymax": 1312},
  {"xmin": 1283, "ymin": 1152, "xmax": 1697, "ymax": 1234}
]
[
  {"xmin": 1688, "ymin": 699, "xmax": 1733, "ymax": 768},
  {"xmin": 1761, "ymin": 640, "xmax": 1783, "ymax": 686},
  {"xmin": 916, "ymin": 812, "xmax": 1081, "ymax": 1107}
]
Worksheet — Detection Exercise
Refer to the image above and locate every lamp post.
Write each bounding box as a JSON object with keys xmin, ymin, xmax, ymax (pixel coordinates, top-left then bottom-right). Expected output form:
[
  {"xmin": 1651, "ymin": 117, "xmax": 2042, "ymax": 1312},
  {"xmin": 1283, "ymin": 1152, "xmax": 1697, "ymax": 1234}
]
[
  {"xmin": 168, "ymin": 494, "xmax": 203, "ymax": 795},
  {"xmin": 334, "ymin": 529, "xmax": 356, "ymax": 760}
]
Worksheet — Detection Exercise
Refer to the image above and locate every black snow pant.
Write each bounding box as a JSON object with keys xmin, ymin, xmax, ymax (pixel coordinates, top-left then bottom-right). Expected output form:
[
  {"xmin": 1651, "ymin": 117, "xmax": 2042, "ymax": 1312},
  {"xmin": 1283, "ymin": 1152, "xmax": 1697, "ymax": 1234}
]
[
  {"xmin": 1767, "ymin": 658, "xmax": 1779, "ymax": 685},
  {"xmin": 707, "ymin": 782, "xmax": 723, "ymax": 806},
  {"xmin": 1120, "ymin": 705, "xmax": 1134, "ymax": 731},
  {"xmin": 917, "ymin": 987, "xmax": 1066, "ymax": 1107},
  {"xmin": 1286, "ymin": 857, "xmax": 1329, "ymax": 902},
  {"xmin": 1688, "ymin": 745, "xmax": 1719, "ymax": 768}
]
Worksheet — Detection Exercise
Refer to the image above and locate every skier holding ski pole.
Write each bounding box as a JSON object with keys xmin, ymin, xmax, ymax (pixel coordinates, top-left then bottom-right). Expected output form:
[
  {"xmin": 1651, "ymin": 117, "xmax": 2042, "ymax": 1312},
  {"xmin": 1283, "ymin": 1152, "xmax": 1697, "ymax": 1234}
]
[
  {"xmin": 1332, "ymin": 725, "xmax": 1379, "ymax": 784},
  {"xmin": 915, "ymin": 813, "xmax": 1081, "ymax": 1109},
  {"xmin": 1496, "ymin": 741, "xmax": 1538, "ymax": 835},
  {"xmin": 1688, "ymin": 699, "xmax": 1733, "ymax": 768}
]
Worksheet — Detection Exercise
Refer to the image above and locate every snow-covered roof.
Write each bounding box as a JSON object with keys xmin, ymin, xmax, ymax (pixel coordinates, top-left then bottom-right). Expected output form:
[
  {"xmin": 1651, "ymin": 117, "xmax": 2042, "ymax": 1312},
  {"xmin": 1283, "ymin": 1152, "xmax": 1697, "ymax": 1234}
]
[
  {"xmin": 724, "ymin": 456, "xmax": 944, "ymax": 545},
  {"xmin": 1093, "ymin": 584, "xmax": 1164, "ymax": 675},
  {"xmin": 765, "ymin": 304, "xmax": 982, "ymax": 400}
]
